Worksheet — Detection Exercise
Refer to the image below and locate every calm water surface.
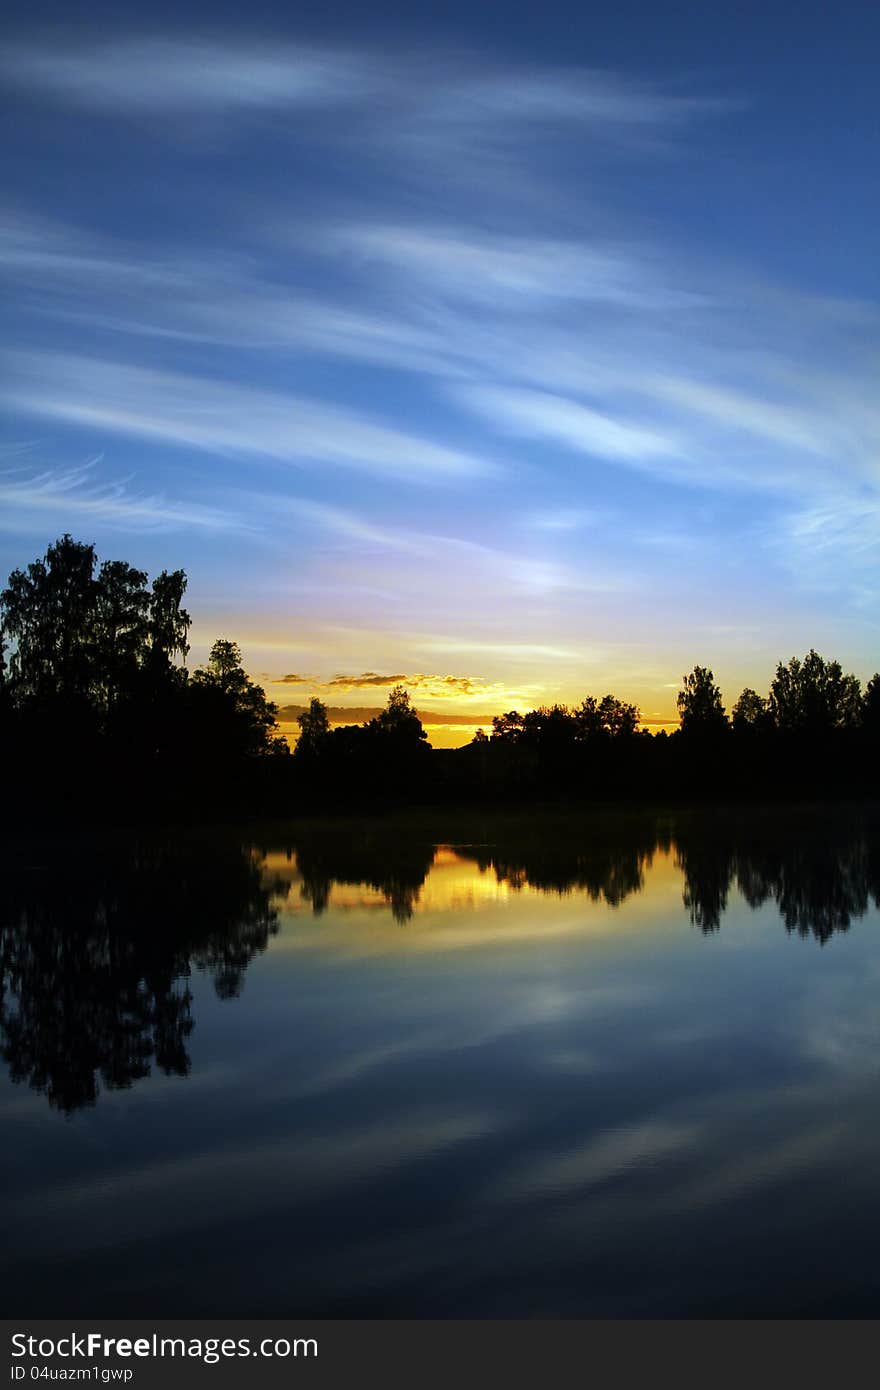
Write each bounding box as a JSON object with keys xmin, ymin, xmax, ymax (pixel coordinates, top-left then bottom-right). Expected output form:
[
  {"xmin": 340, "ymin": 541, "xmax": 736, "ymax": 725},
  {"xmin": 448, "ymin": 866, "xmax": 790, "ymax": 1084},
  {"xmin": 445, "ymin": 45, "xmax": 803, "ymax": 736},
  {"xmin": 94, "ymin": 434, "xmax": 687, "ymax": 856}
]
[{"xmin": 2, "ymin": 808, "xmax": 880, "ymax": 1317}]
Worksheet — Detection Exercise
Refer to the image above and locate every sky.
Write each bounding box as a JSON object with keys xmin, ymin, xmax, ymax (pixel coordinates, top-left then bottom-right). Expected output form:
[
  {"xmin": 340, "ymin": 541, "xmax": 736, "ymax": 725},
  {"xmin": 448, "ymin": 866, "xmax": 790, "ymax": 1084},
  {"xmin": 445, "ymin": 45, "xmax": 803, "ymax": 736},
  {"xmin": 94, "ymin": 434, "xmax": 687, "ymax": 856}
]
[{"xmin": 1, "ymin": 2, "xmax": 878, "ymax": 744}]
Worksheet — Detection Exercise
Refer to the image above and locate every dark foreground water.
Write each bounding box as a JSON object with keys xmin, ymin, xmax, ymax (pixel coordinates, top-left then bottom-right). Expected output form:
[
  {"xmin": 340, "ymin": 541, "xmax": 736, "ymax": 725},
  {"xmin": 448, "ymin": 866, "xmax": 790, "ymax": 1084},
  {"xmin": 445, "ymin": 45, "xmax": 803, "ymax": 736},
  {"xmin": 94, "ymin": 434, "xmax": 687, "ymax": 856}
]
[{"xmin": 2, "ymin": 807, "xmax": 880, "ymax": 1317}]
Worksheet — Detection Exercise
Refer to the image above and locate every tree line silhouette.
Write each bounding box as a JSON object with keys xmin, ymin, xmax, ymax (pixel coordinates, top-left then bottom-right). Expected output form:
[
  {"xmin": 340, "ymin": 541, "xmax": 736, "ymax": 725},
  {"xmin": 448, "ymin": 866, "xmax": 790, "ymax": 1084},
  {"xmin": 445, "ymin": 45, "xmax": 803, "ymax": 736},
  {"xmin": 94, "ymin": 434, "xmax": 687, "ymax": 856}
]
[{"xmin": 1, "ymin": 535, "xmax": 878, "ymax": 820}]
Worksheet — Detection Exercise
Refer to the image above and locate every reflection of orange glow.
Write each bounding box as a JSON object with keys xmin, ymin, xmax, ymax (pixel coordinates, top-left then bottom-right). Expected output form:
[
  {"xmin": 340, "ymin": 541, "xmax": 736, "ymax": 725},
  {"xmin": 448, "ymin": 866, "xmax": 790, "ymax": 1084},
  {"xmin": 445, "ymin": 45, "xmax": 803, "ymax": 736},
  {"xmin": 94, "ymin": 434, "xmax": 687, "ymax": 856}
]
[{"xmin": 258, "ymin": 843, "xmax": 685, "ymax": 958}]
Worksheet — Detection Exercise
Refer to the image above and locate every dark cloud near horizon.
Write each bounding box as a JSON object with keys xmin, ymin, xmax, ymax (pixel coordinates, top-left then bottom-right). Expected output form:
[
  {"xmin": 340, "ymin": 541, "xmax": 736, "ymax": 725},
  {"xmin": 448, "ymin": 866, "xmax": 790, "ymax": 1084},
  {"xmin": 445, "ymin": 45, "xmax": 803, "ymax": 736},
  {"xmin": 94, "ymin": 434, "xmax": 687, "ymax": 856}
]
[
  {"xmin": 327, "ymin": 671, "xmax": 407, "ymax": 687},
  {"xmin": 325, "ymin": 672, "xmax": 484, "ymax": 693}
]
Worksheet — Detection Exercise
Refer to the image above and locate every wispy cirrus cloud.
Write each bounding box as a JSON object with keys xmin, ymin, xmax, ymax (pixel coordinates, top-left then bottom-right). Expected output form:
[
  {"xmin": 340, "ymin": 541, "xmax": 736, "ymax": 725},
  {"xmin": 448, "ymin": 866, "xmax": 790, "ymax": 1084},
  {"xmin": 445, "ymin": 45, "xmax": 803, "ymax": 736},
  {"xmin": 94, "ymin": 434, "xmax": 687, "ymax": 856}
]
[
  {"xmin": 0, "ymin": 39, "xmax": 377, "ymax": 113},
  {"xmin": 457, "ymin": 383, "xmax": 685, "ymax": 475},
  {"xmin": 1, "ymin": 352, "xmax": 497, "ymax": 484},
  {"xmin": 2, "ymin": 19, "xmax": 877, "ymax": 702},
  {"xmin": 0, "ymin": 458, "xmax": 242, "ymax": 535},
  {"xmin": 327, "ymin": 224, "xmax": 706, "ymax": 312},
  {"xmin": 0, "ymin": 37, "xmax": 713, "ymax": 137}
]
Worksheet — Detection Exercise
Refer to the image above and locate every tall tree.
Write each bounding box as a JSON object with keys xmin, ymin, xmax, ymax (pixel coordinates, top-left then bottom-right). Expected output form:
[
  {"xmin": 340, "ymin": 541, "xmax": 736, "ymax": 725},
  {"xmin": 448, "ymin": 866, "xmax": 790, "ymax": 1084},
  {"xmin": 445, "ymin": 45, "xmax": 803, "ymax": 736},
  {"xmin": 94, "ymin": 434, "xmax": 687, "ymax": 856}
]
[
  {"xmin": 769, "ymin": 650, "xmax": 862, "ymax": 733},
  {"xmin": 575, "ymin": 694, "xmax": 639, "ymax": 739},
  {"xmin": 147, "ymin": 569, "xmax": 190, "ymax": 674},
  {"xmin": 491, "ymin": 711, "xmax": 525, "ymax": 742},
  {"xmin": 0, "ymin": 534, "xmax": 98, "ymax": 706},
  {"xmin": 295, "ymin": 697, "xmax": 330, "ymax": 760},
  {"xmin": 369, "ymin": 685, "xmax": 427, "ymax": 742},
  {"xmin": 191, "ymin": 640, "xmax": 287, "ymax": 757},
  {"xmin": 731, "ymin": 687, "xmax": 772, "ymax": 734},
  {"xmin": 677, "ymin": 666, "xmax": 727, "ymax": 737},
  {"xmin": 94, "ymin": 559, "xmax": 150, "ymax": 710},
  {"xmin": 863, "ymin": 673, "xmax": 880, "ymax": 733}
]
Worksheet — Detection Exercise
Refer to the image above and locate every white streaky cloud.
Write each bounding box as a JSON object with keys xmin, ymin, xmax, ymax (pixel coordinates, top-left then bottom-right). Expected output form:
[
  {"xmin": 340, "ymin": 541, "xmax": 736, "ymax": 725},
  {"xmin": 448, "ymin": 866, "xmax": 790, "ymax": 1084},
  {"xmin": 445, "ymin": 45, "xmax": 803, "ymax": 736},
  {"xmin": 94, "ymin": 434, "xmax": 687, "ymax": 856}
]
[
  {"xmin": 1, "ymin": 353, "xmax": 498, "ymax": 484},
  {"xmin": 423, "ymin": 69, "xmax": 723, "ymax": 131},
  {"xmin": 0, "ymin": 460, "xmax": 244, "ymax": 534},
  {"xmin": 646, "ymin": 375, "xmax": 831, "ymax": 455},
  {"xmin": 525, "ymin": 507, "xmax": 609, "ymax": 532},
  {"xmin": 0, "ymin": 39, "xmax": 717, "ymax": 138},
  {"xmin": 415, "ymin": 638, "xmax": 587, "ymax": 662},
  {"xmin": 0, "ymin": 40, "xmax": 377, "ymax": 113},
  {"xmin": 768, "ymin": 490, "xmax": 880, "ymax": 604},
  {"xmin": 0, "ymin": 211, "xmax": 458, "ymax": 370},
  {"xmin": 270, "ymin": 497, "xmax": 617, "ymax": 598},
  {"xmin": 457, "ymin": 383, "xmax": 685, "ymax": 472},
  {"xmin": 328, "ymin": 225, "xmax": 707, "ymax": 311},
  {"xmin": 275, "ymin": 497, "xmax": 500, "ymax": 561}
]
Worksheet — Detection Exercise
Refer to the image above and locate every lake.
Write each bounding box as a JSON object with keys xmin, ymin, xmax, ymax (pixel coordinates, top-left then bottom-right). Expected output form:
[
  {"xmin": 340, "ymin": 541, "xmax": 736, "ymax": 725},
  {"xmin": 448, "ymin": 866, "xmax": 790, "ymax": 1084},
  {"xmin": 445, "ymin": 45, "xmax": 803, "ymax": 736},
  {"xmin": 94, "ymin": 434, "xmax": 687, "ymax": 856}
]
[{"xmin": 2, "ymin": 806, "xmax": 880, "ymax": 1317}]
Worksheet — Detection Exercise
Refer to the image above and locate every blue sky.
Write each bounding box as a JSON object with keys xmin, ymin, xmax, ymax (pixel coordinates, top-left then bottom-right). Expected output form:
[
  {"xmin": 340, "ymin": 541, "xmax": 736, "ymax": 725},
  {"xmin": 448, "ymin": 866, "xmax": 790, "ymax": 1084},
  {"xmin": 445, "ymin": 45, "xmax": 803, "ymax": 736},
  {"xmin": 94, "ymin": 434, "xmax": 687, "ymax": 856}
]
[{"xmin": 1, "ymin": 2, "xmax": 878, "ymax": 739}]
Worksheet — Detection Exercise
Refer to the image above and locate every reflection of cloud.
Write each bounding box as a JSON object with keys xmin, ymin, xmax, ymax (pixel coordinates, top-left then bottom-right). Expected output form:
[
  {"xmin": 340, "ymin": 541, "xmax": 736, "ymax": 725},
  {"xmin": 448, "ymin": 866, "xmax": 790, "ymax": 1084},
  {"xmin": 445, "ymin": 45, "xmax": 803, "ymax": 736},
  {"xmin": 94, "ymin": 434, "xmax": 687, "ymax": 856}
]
[
  {"xmin": 492, "ymin": 1121, "xmax": 701, "ymax": 1202},
  {"xmin": 4, "ymin": 1110, "xmax": 502, "ymax": 1260}
]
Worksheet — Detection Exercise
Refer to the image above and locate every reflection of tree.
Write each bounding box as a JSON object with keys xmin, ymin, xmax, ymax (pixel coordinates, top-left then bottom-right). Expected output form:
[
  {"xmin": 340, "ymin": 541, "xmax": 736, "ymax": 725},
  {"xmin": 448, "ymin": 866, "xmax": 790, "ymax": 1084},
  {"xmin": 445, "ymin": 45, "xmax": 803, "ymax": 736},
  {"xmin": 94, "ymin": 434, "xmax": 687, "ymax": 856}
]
[
  {"xmin": 733, "ymin": 835, "xmax": 880, "ymax": 944},
  {"xmin": 277, "ymin": 816, "xmax": 880, "ymax": 944},
  {"xmin": 291, "ymin": 835, "xmax": 435, "ymax": 923},
  {"xmin": 0, "ymin": 840, "xmax": 283, "ymax": 1112},
  {"xmin": 675, "ymin": 817, "xmax": 880, "ymax": 942},
  {"xmin": 470, "ymin": 836, "xmax": 658, "ymax": 907},
  {"xmin": 284, "ymin": 823, "xmax": 662, "ymax": 921},
  {"xmin": 674, "ymin": 840, "xmax": 735, "ymax": 932}
]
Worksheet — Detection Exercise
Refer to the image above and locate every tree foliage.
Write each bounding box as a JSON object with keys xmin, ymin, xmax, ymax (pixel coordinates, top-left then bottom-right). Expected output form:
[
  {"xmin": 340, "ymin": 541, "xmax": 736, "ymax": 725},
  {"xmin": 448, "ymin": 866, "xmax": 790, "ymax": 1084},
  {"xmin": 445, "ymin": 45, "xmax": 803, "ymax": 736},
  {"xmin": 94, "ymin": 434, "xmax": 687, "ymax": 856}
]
[
  {"xmin": 0, "ymin": 538, "xmax": 287, "ymax": 821},
  {"xmin": 191, "ymin": 640, "xmax": 288, "ymax": 758},
  {"xmin": 0, "ymin": 534, "xmax": 190, "ymax": 721},
  {"xmin": 367, "ymin": 684, "xmax": 427, "ymax": 742},
  {"xmin": 295, "ymin": 696, "xmax": 331, "ymax": 760},
  {"xmin": 769, "ymin": 649, "xmax": 862, "ymax": 733},
  {"xmin": 677, "ymin": 666, "xmax": 727, "ymax": 737},
  {"xmin": 731, "ymin": 687, "xmax": 771, "ymax": 734}
]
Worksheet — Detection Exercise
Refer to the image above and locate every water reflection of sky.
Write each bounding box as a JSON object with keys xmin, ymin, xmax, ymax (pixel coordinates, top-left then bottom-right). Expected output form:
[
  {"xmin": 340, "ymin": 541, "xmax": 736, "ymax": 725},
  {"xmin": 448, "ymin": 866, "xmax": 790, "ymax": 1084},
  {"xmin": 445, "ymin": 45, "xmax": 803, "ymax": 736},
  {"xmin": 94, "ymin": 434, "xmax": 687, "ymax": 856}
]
[{"xmin": 2, "ymin": 820, "xmax": 880, "ymax": 1316}]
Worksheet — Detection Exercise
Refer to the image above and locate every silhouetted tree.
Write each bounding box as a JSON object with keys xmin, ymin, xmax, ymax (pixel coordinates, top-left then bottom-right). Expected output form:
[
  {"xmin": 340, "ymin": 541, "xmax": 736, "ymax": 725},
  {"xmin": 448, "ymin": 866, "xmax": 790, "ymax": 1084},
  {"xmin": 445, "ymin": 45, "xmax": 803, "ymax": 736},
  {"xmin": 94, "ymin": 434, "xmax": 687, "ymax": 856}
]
[
  {"xmin": 295, "ymin": 696, "xmax": 331, "ymax": 761},
  {"xmin": 368, "ymin": 684, "xmax": 427, "ymax": 742},
  {"xmin": 491, "ymin": 711, "xmax": 525, "ymax": 742},
  {"xmin": 731, "ymin": 687, "xmax": 772, "ymax": 734},
  {"xmin": 677, "ymin": 666, "xmax": 728, "ymax": 737},
  {"xmin": 93, "ymin": 559, "xmax": 150, "ymax": 711},
  {"xmin": 191, "ymin": 640, "xmax": 288, "ymax": 759},
  {"xmin": 861, "ymin": 673, "xmax": 880, "ymax": 734},
  {"xmin": 1, "ymin": 534, "xmax": 99, "ymax": 709},
  {"xmin": 521, "ymin": 704, "xmax": 576, "ymax": 751},
  {"xmin": 147, "ymin": 568, "xmax": 190, "ymax": 672},
  {"xmin": 574, "ymin": 694, "xmax": 639, "ymax": 740},
  {"xmin": 769, "ymin": 650, "xmax": 861, "ymax": 734}
]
